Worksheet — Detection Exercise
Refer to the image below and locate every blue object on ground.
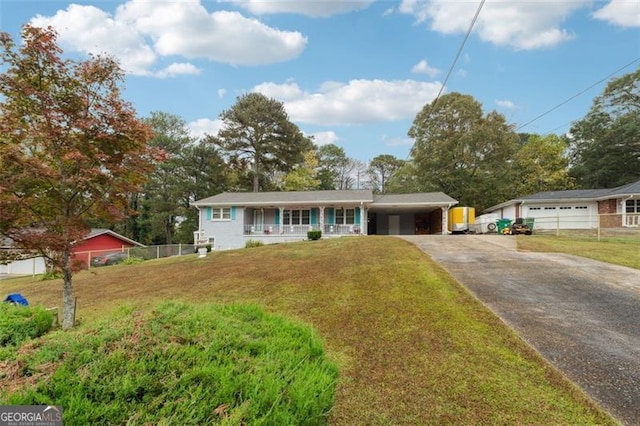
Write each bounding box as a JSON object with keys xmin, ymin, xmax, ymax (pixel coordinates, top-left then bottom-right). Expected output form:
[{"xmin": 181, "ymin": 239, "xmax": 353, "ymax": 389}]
[{"xmin": 3, "ymin": 293, "xmax": 29, "ymax": 306}]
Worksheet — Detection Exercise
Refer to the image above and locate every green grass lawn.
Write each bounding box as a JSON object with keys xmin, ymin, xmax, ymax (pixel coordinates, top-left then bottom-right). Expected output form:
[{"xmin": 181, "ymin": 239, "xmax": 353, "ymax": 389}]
[
  {"xmin": 1, "ymin": 236, "xmax": 616, "ymax": 424},
  {"xmin": 517, "ymin": 234, "xmax": 640, "ymax": 269}
]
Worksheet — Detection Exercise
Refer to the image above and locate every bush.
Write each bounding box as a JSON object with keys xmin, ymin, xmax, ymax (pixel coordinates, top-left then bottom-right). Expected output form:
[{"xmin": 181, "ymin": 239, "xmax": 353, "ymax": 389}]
[
  {"xmin": 245, "ymin": 239, "xmax": 264, "ymax": 248},
  {"xmin": 122, "ymin": 256, "xmax": 144, "ymax": 265},
  {"xmin": 3, "ymin": 302, "xmax": 338, "ymax": 424},
  {"xmin": 307, "ymin": 230, "xmax": 322, "ymax": 241},
  {"xmin": 0, "ymin": 304, "xmax": 55, "ymax": 347}
]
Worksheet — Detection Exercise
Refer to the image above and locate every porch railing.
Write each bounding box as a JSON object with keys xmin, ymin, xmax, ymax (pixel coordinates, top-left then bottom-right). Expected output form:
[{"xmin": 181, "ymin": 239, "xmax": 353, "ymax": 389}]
[
  {"xmin": 625, "ymin": 213, "xmax": 640, "ymax": 227},
  {"xmin": 244, "ymin": 224, "xmax": 361, "ymax": 235}
]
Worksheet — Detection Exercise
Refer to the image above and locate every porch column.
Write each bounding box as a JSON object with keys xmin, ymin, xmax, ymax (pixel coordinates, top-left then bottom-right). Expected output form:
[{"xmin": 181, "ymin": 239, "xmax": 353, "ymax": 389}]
[
  {"xmin": 319, "ymin": 206, "xmax": 325, "ymax": 232},
  {"xmin": 279, "ymin": 206, "xmax": 284, "ymax": 234},
  {"xmin": 441, "ymin": 206, "xmax": 449, "ymax": 235},
  {"xmin": 360, "ymin": 205, "xmax": 366, "ymax": 235}
]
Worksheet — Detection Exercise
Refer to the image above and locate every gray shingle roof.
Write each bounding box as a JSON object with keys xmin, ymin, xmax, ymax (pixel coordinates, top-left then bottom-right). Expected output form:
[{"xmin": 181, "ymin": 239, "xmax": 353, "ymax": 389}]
[
  {"xmin": 193, "ymin": 190, "xmax": 458, "ymax": 208},
  {"xmin": 373, "ymin": 192, "xmax": 458, "ymax": 205},
  {"xmin": 483, "ymin": 179, "xmax": 640, "ymax": 212},
  {"xmin": 193, "ymin": 189, "xmax": 374, "ymax": 206}
]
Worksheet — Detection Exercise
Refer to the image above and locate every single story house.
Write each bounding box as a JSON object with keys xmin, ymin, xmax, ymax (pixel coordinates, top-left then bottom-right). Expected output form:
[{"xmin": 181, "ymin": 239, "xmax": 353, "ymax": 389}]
[
  {"xmin": 483, "ymin": 179, "xmax": 640, "ymax": 231},
  {"xmin": 72, "ymin": 228, "xmax": 144, "ymax": 267},
  {"xmin": 191, "ymin": 189, "xmax": 458, "ymax": 250}
]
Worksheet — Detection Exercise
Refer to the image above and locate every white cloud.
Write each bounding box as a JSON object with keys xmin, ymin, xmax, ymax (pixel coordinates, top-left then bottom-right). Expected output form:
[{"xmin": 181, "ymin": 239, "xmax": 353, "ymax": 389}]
[
  {"xmin": 222, "ymin": 0, "xmax": 374, "ymax": 17},
  {"xmin": 154, "ymin": 63, "xmax": 201, "ymax": 79},
  {"xmin": 593, "ymin": 0, "xmax": 640, "ymax": 27},
  {"xmin": 382, "ymin": 134, "xmax": 413, "ymax": 147},
  {"xmin": 30, "ymin": 1, "xmax": 307, "ymax": 76},
  {"xmin": 217, "ymin": 89, "xmax": 227, "ymax": 98},
  {"xmin": 398, "ymin": 0, "xmax": 590, "ymax": 50},
  {"xmin": 253, "ymin": 79, "xmax": 443, "ymax": 126},
  {"xmin": 308, "ymin": 131, "xmax": 340, "ymax": 146},
  {"xmin": 496, "ymin": 99, "xmax": 516, "ymax": 109},
  {"xmin": 188, "ymin": 118, "xmax": 224, "ymax": 139},
  {"xmin": 411, "ymin": 59, "xmax": 440, "ymax": 77}
]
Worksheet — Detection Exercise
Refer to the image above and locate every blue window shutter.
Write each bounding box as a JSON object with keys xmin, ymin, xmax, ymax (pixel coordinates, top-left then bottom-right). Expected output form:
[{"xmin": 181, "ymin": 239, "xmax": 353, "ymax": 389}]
[
  {"xmin": 355, "ymin": 207, "xmax": 361, "ymax": 223},
  {"xmin": 206, "ymin": 207, "xmax": 211, "ymax": 221},
  {"xmin": 311, "ymin": 208, "xmax": 318, "ymax": 225},
  {"xmin": 231, "ymin": 206, "xmax": 236, "ymax": 220},
  {"xmin": 275, "ymin": 209, "xmax": 280, "ymax": 224},
  {"xmin": 327, "ymin": 208, "xmax": 334, "ymax": 224}
]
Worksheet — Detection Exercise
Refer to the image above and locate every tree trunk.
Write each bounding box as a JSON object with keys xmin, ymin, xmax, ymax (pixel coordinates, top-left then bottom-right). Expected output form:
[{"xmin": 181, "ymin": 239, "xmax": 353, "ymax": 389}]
[
  {"xmin": 61, "ymin": 250, "xmax": 76, "ymax": 329},
  {"xmin": 252, "ymin": 156, "xmax": 260, "ymax": 192}
]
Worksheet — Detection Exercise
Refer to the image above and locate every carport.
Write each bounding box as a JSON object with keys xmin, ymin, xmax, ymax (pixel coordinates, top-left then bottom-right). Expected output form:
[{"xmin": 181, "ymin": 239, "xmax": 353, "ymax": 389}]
[{"xmin": 367, "ymin": 193, "xmax": 457, "ymax": 235}]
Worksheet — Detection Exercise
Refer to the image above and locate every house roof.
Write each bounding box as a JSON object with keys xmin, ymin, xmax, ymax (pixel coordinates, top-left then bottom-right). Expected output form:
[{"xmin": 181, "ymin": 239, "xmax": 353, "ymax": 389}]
[
  {"xmin": 483, "ymin": 179, "xmax": 640, "ymax": 212},
  {"xmin": 85, "ymin": 229, "xmax": 145, "ymax": 247},
  {"xmin": 192, "ymin": 190, "xmax": 458, "ymax": 209},
  {"xmin": 193, "ymin": 190, "xmax": 375, "ymax": 207},
  {"xmin": 373, "ymin": 192, "xmax": 458, "ymax": 206}
]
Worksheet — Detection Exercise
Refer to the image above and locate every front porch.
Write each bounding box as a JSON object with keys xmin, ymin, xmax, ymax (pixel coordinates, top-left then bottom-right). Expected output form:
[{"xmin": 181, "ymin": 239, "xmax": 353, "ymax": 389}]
[{"xmin": 244, "ymin": 223, "xmax": 362, "ymax": 236}]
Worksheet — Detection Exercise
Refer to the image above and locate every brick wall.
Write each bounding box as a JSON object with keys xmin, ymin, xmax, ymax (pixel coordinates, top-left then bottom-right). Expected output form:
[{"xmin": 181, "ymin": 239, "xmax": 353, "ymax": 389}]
[{"xmin": 598, "ymin": 199, "xmax": 621, "ymax": 228}]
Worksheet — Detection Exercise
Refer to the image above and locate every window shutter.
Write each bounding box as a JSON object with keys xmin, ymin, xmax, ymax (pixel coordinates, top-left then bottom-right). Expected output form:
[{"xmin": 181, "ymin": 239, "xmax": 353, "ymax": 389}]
[
  {"xmin": 231, "ymin": 206, "xmax": 236, "ymax": 220},
  {"xmin": 355, "ymin": 207, "xmax": 361, "ymax": 224},
  {"xmin": 275, "ymin": 209, "xmax": 280, "ymax": 224},
  {"xmin": 327, "ymin": 208, "xmax": 334, "ymax": 224},
  {"xmin": 206, "ymin": 207, "xmax": 212, "ymax": 221},
  {"xmin": 310, "ymin": 208, "xmax": 318, "ymax": 225}
]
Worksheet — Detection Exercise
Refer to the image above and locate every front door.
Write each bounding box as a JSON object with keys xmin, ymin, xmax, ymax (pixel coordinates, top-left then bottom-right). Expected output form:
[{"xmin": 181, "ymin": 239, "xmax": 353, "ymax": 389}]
[{"xmin": 388, "ymin": 215, "xmax": 400, "ymax": 235}]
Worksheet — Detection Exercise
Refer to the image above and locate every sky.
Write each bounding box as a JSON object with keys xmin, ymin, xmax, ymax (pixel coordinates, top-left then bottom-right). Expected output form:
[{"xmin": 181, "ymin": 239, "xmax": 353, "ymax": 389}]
[{"xmin": 1, "ymin": 1, "xmax": 639, "ymax": 163}]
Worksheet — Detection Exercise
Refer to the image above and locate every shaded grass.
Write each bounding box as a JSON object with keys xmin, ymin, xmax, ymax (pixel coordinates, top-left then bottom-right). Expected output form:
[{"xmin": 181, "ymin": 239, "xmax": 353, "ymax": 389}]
[
  {"xmin": 517, "ymin": 234, "xmax": 640, "ymax": 269},
  {"xmin": 2, "ymin": 302, "xmax": 337, "ymax": 424},
  {"xmin": 0, "ymin": 237, "xmax": 616, "ymax": 424}
]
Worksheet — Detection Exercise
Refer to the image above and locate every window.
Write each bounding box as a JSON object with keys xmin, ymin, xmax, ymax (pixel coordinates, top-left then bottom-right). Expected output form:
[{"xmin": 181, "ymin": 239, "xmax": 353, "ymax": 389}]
[
  {"xmin": 626, "ymin": 199, "xmax": 640, "ymax": 213},
  {"xmin": 283, "ymin": 209, "xmax": 310, "ymax": 225},
  {"xmin": 560, "ymin": 206, "xmax": 572, "ymax": 210},
  {"xmin": 575, "ymin": 206, "xmax": 588, "ymax": 210},
  {"xmin": 544, "ymin": 207, "xmax": 556, "ymax": 210},
  {"xmin": 211, "ymin": 207, "xmax": 231, "ymax": 220},
  {"xmin": 335, "ymin": 208, "xmax": 355, "ymax": 224},
  {"xmin": 529, "ymin": 207, "xmax": 541, "ymax": 211}
]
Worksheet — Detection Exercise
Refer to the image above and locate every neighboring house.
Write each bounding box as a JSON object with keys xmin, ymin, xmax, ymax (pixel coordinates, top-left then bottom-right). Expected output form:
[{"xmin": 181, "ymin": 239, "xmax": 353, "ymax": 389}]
[
  {"xmin": 1, "ymin": 229, "xmax": 143, "ymax": 275},
  {"xmin": 72, "ymin": 228, "xmax": 144, "ymax": 267},
  {"xmin": 191, "ymin": 189, "xmax": 458, "ymax": 250},
  {"xmin": 483, "ymin": 179, "xmax": 640, "ymax": 231}
]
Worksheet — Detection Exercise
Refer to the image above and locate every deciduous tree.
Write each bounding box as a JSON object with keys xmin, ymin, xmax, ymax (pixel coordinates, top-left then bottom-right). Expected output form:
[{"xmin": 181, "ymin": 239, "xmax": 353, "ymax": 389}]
[
  {"xmin": 513, "ymin": 134, "xmax": 574, "ymax": 195},
  {"xmin": 0, "ymin": 25, "xmax": 155, "ymax": 329},
  {"xmin": 408, "ymin": 92, "xmax": 519, "ymax": 210},
  {"xmin": 569, "ymin": 68, "xmax": 640, "ymax": 188}
]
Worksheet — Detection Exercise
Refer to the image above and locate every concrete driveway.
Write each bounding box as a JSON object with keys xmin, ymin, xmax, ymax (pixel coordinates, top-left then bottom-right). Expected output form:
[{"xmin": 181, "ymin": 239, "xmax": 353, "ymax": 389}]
[{"xmin": 401, "ymin": 234, "xmax": 640, "ymax": 426}]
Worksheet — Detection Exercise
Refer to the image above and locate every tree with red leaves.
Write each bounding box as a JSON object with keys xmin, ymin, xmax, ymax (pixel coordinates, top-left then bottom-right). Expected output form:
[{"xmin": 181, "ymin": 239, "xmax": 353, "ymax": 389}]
[{"xmin": 0, "ymin": 25, "xmax": 157, "ymax": 329}]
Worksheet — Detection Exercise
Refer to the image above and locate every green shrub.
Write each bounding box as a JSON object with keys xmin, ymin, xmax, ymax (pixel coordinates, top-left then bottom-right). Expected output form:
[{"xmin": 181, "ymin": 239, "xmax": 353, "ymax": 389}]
[
  {"xmin": 245, "ymin": 239, "xmax": 264, "ymax": 248},
  {"xmin": 0, "ymin": 304, "xmax": 55, "ymax": 347},
  {"xmin": 307, "ymin": 230, "xmax": 322, "ymax": 241},
  {"xmin": 3, "ymin": 302, "xmax": 338, "ymax": 424},
  {"xmin": 39, "ymin": 270, "xmax": 62, "ymax": 281},
  {"xmin": 122, "ymin": 256, "xmax": 144, "ymax": 265}
]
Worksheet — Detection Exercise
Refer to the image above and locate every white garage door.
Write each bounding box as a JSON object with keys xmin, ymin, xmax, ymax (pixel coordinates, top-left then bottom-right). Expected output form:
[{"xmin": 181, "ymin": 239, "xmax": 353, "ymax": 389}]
[{"xmin": 523, "ymin": 204, "xmax": 597, "ymax": 229}]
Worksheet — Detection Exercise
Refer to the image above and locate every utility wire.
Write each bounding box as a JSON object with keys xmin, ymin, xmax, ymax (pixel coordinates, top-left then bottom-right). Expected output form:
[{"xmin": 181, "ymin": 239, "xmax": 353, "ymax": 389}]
[
  {"xmin": 407, "ymin": 0, "xmax": 484, "ymax": 161},
  {"xmin": 429, "ymin": 0, "xmax": 485, "ymax": 113},
  {"xmin": 517, "ymin": 57, "xmax": 640, "ymax": 132}
]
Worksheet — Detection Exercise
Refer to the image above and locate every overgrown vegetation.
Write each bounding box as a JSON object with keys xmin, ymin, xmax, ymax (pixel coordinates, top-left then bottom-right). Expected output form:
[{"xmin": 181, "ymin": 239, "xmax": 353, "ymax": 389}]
[
  {"xmin": 122, "ymin": 256, "xmax": 145, "ymax": 265},
  {"xmin": 517, "ymin": 234, "xmax": 640, "ymax": 269},
  {"xmin": 0, "ymin": 237, "xmax": 615, "ymax": 424},
  {"xmin": 0, "ymin": 304, "xmax": 54, "ymax": 347},
  {"xmin": 245, "ymin": 239, "xmax": 264, "ymax": 248},
  {"xmin": 1, "ymin": 302, "xmax": 337, "ymax": 424}
]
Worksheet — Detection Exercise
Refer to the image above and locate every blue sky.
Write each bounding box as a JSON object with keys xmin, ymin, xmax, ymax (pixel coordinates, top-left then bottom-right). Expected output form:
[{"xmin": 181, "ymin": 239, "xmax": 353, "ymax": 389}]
[{"xmin": 1, "ymin": 1, "xmax": 639, "ymax": 163}]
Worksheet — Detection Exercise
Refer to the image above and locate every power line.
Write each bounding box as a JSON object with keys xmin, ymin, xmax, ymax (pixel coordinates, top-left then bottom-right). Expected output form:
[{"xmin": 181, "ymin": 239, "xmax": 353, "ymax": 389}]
[
  {"xmin": 407, "ymin": 0, "xmax": 485, "ymax": 161},
  {"xmin": 517, "ymin": 57, "xmax": 640, "ymax": 132},
  {"xmin": 429, "ymin": 0, "xmax": 485, "ymax": 113}
]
